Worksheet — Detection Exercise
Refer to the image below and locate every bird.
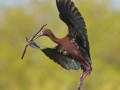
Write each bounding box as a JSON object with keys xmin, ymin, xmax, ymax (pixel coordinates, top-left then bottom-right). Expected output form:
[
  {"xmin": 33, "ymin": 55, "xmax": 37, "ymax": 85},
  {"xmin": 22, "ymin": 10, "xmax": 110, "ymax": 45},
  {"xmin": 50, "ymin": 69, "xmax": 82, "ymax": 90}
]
[{"xmin": 22, "ymin": 0, "xmax": 92, "ymax": 90}]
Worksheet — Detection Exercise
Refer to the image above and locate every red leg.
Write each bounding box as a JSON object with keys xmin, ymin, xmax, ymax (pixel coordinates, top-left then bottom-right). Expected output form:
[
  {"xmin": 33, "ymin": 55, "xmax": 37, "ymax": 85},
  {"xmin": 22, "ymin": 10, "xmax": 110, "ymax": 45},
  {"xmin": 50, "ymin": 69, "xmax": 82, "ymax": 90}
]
[
  {"xmin": 77, "ymin": 62, "xmax": 92, "ymax": 90},
  {"xmin": 77, "ymin": 73, "xmax": 84, "ymax": 90}
]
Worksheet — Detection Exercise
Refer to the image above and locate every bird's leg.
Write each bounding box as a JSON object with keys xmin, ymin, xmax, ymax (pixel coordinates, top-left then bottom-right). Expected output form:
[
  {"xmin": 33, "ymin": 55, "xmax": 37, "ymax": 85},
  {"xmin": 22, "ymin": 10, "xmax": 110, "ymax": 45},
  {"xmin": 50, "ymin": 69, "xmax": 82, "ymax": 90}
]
[
  {"xmin": 77, "ymin": 62, "xmax": 92, "ymax": 90},
  {"xmin": 77, "ymin": 63, "xmax": 87, "ymax": 90},
  {"xmin": 77, "ymin": 71, "xmax": 90, "ymax": 90},
  {"xmin": 81, "ymin": 65, "xmax": 92, "ymax": 82},
  {"xmin": 78, "ymin": 70, "xmax": 88, "ymax": 90},
  {"xmin": 77, "ymin": 73, "xmax": 84, "ymax": 90}
]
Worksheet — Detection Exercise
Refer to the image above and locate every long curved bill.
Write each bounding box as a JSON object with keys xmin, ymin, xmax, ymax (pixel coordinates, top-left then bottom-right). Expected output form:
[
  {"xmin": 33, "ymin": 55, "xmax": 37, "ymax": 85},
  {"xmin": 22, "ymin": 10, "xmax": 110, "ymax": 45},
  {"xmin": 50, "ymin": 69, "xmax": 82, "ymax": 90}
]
[{"xmin": 21, "ymin": 24, "xmax": 47, "ymax": 59}]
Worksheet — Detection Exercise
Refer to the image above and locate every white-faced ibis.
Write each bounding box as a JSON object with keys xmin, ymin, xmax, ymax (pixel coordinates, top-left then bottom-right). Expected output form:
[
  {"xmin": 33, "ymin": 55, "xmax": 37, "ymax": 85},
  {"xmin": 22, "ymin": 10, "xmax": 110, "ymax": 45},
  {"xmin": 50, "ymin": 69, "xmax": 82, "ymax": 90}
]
[{"xmin": 22, "ymin": 0, "xmax": 92, "ymax": 90}]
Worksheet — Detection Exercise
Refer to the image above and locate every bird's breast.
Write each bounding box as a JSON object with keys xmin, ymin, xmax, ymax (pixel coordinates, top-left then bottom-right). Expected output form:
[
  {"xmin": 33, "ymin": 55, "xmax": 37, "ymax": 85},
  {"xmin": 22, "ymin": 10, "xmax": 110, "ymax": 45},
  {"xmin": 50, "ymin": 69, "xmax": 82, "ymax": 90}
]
[
  {"xmin": 58, "ymin": 37, "xmax": 85, "ymax": 60},
  {"xmin": 58, "ymin": 39, "xmax": 78, "ymax": 54}
]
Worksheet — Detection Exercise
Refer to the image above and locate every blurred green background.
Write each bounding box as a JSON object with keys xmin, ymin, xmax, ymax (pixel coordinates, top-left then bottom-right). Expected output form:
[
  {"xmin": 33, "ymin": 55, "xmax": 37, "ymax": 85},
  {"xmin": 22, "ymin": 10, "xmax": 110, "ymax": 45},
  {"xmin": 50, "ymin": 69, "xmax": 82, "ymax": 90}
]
[{"xmin": 0, "ymin": 0, "xmax": 120, "ymax": 90}]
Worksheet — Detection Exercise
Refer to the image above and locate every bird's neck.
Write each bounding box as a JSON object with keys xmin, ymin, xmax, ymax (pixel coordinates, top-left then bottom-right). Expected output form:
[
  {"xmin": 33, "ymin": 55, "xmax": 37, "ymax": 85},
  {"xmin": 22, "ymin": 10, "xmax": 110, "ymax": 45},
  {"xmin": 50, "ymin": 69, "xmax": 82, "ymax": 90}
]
[{"xmin": 47, "ymin": 32, "xmax": 59, "ymax": 44}]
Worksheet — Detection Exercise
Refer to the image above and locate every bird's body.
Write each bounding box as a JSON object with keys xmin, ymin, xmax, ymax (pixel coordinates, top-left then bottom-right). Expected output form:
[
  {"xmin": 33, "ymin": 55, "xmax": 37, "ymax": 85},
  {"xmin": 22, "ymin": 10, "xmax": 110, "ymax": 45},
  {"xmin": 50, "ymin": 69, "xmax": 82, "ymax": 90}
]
[
  {"xmin": 23, "ymin": 0, "xmax": 92, "ymax": 90},
  {"xmin": 45, "ymin": 32, "xmax": 85, "ymax": 63}
]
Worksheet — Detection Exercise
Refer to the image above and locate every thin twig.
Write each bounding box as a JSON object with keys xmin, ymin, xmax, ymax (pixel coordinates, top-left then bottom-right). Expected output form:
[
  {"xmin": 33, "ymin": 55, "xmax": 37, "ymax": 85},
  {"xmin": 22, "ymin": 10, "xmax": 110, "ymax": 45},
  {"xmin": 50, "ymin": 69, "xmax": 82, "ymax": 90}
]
[
  {"xmin": 21, "ymin": 24, "xmax": 47, "ymax": 59},
  {"xmin": 21, "ymin": 44, "xmax": 28, "ymax": 59}
]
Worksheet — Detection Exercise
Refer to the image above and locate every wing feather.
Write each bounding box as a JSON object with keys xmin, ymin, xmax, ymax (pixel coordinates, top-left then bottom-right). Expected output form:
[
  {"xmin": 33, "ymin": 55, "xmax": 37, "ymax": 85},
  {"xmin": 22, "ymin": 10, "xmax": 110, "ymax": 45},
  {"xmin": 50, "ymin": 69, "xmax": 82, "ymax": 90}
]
[
  {"xmin": 42, "ymin": 47, "xmax": 81, "ymax": 70},
  {"xmin": 56, "ymin": 0, "xmax": 91, "ymax": 59},
  {"xmin": 26, "ymin": 39, "xmax": 81, "ymax": 70}
]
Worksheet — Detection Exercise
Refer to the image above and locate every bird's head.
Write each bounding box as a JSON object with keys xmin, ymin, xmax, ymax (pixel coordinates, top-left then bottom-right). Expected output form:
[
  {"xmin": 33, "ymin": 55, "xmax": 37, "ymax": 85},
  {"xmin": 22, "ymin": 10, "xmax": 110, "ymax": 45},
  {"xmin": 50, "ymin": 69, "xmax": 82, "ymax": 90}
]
[
  {"xmin": 33, "ymin": 28, "xmax": 52, "ymax": 40},
  {"xmin": 39, "ymin": 28, "xmax": 51, "ymax": 36}
]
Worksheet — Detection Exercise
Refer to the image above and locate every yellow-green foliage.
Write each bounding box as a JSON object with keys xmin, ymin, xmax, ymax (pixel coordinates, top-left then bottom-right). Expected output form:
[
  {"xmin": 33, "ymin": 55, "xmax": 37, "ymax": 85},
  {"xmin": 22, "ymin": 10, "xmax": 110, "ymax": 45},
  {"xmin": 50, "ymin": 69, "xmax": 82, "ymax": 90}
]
[{"xmin": 0, "ymin": 0, "xmax": 120, "ymax": 90}]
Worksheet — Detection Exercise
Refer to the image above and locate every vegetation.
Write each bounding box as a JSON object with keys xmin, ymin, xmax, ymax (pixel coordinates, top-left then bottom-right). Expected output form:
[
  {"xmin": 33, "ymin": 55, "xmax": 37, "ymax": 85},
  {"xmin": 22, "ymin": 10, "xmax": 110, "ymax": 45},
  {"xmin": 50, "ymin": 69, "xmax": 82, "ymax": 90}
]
[{"xmin": 0, "ymin": 0, "xmax": 120, "ymax": 90}]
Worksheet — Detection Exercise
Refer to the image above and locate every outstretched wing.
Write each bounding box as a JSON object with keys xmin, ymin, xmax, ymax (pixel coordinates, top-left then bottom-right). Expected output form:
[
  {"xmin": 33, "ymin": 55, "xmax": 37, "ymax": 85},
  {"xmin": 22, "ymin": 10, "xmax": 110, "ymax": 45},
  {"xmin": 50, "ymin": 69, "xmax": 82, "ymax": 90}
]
[
  {"xmin": 42, "ymin": 47, "xmax": 81, "ymax": 70},
  {"xmin": 56, "ymin": 0, "xmax": 91, "ymax": 58},
  {"xmin": 27, "ymin": 39, "xmax": 81, "ymax": 70}
]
